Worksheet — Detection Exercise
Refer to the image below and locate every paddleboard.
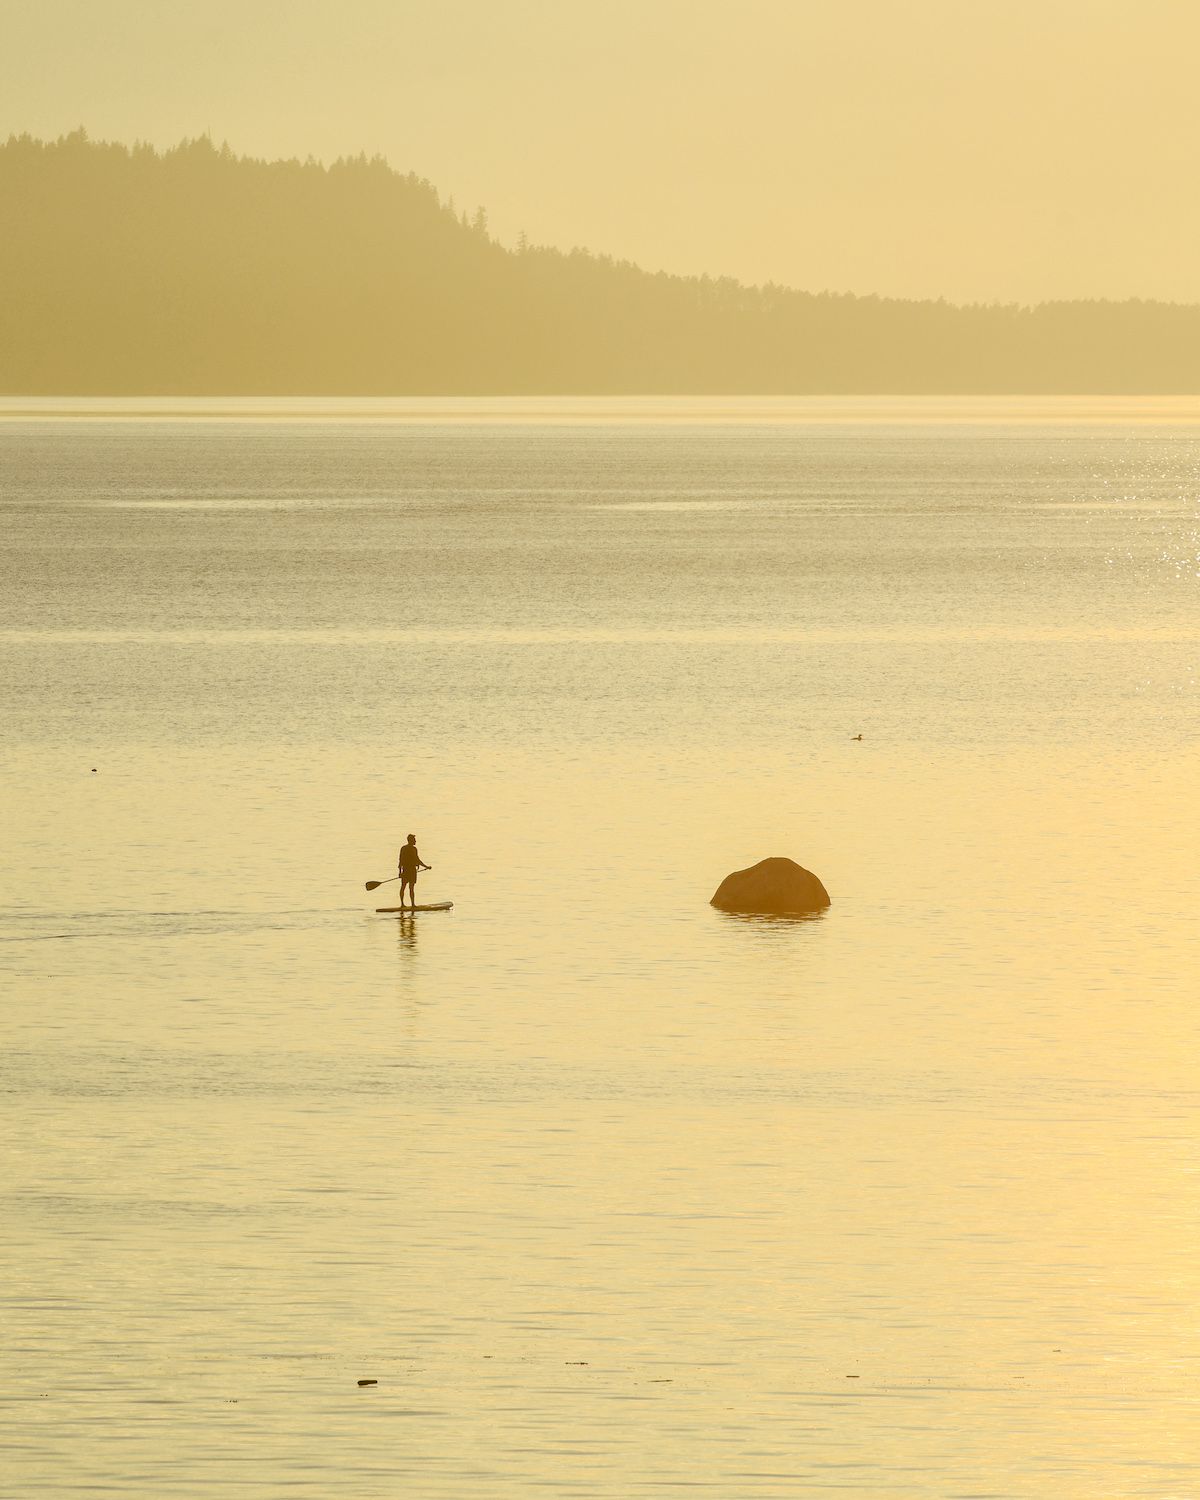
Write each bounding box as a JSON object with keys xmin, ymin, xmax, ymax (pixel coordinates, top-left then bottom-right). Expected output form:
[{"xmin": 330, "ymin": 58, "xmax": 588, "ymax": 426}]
[{"xmin": 376, "ymin": 902, "xmax": 454, "ymax": 913}]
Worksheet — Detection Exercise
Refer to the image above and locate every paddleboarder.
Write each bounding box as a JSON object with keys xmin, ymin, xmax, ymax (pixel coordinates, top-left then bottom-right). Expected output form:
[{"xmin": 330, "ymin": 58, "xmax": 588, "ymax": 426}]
[{"xmin": 397, "ymin": 835, "xmax": 431, "ymax": 911}]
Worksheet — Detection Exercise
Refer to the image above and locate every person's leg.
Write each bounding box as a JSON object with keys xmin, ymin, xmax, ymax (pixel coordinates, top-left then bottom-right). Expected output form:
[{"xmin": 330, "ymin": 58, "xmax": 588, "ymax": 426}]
[{"xmin": 399, "ymin": 874, "xmax": 413, "ymax": 909}]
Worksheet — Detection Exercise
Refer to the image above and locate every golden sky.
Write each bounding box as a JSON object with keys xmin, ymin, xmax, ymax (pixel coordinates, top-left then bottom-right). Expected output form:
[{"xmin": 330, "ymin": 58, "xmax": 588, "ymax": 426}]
[{"xmin": 3, "ymin": 0, "xmax": 1197, "ymax": 305}]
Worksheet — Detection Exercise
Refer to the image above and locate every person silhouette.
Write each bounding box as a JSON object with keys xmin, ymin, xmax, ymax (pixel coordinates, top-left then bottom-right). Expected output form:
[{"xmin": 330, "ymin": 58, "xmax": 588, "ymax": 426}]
[{"xmin": 397, "ymin": 835, "xmax": 431, "ymax": 910}]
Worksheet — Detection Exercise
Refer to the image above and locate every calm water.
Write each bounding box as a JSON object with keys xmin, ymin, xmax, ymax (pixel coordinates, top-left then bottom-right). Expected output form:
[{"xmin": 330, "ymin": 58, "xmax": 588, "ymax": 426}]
[{"xmin": 2, "ymin": 398, "xmax": 1198, "ymax": 1497}]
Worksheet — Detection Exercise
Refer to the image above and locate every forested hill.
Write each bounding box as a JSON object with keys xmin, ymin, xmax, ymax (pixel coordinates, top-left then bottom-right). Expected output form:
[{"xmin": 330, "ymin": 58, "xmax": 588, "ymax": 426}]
[{"xmin": 4, "ymin": 130, "xmax": 1200, "ymax": 394}]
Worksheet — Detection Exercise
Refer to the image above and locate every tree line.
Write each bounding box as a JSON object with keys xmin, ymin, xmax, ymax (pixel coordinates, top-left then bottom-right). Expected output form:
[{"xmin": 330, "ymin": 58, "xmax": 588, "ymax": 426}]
[{"xmin": 3, "ymin": 130, "xmax": 1199, "ymax": 393}]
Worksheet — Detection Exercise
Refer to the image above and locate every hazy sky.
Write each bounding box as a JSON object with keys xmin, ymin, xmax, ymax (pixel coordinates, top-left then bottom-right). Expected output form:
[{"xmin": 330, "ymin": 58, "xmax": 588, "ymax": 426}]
[{"xmin": 3, "ymin": 0, "xmax": 1197, "ymax": 305}]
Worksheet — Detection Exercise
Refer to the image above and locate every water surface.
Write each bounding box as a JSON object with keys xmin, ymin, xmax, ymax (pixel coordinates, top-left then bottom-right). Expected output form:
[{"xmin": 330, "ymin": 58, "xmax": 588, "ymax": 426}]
[{"xmin": 2, "ymin": 398, "xmax": 1198, "ymax": 1496}]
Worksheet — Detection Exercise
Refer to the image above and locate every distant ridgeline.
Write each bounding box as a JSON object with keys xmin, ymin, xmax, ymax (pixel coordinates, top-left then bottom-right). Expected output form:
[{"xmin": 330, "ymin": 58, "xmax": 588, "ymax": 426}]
[{"xmin": 4, "ymin": 130, "xmax": 1200, "ymax": 394}]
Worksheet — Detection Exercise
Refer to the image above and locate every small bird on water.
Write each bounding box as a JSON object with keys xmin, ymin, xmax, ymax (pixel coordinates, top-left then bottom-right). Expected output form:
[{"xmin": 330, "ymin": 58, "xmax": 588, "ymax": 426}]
[{"xmin": 851, "ymin": 734, "xmax": 863, "ymax": 741}]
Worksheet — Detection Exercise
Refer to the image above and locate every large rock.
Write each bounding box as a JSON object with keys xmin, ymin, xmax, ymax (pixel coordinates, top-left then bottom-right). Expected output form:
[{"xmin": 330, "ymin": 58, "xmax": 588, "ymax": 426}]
[{"xmin": 710, "ymin": 856, "xmax": 830, "ymax": 915}]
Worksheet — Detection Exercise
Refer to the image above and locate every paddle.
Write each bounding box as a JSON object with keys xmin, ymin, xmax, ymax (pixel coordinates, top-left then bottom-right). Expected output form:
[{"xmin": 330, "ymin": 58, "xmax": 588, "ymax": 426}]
[{"xmin": 365, "ymin": 867, "xmax": 432, "ymax": 892}]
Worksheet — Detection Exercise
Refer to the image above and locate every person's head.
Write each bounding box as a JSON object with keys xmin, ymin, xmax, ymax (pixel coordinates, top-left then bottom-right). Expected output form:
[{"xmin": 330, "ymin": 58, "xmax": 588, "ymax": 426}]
[{"xmin": 406, "ymin": 834, "xmax": 416, "ymax": 845}]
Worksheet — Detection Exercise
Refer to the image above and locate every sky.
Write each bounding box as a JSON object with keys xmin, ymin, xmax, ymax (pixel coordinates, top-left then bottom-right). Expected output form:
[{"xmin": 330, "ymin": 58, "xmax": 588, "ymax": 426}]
[{"xmin": 3, "ymin": 0, "xmax": 1198, "ymax": 306}]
